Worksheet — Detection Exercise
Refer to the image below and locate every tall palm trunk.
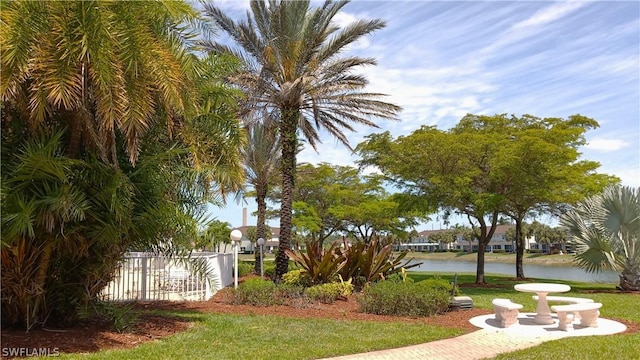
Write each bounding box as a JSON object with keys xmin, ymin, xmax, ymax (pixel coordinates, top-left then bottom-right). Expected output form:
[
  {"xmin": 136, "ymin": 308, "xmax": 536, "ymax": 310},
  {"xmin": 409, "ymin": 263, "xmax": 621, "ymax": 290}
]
[
  {"xmin": 275, "ymin": 109, "xmax": 298, "ymax": 280},
  {"xmin": 254, "ymin": 181, "xmax": 268, "ymax": 274}
]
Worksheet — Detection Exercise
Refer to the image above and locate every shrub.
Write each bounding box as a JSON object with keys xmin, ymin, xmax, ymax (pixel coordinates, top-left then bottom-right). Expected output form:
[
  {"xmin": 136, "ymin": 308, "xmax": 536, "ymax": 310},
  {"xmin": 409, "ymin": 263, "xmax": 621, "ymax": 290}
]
[
  {"xmin": 304, "ymin": 280, "xmax": 353, "ymax": 304},
  {"xmin": 237, "ymin": 261, "xmax": 254, "ymax": 277},
  {"xmin": 282, "ymin": 269, "xmax": 311, "ymax": 287},
  {"xmin": 418, "ymin": 277, "xmax": 453, "ymax": 294},
  {"xmin": 232, "ymin": 278, "xmax": 278, "ymax": 306},
  {"xmin": 337, "ymin": 238, "xmax": 421, "ymax": 288},
  {"xmin": 357, "ymin": 278, "xmax": 451, "ymax": 316},
  {"xmin": 276, "ymin": 283, "xmax": 306, "ymax": 299},
  {"xmin": 77, "ymin": 301, "xmax": 138, "ymax": 333},
  {"xmin": 285, "ymin": 241, "xmax": 345, "ymax": 284},
  {"xmin": 263, "ymin": 262, "xmax": 276, "ymax": 278}
]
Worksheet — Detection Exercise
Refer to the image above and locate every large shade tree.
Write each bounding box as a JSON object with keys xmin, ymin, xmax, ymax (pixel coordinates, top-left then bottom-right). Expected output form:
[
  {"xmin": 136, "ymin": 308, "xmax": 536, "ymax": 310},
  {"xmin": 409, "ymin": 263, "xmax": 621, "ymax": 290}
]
[
  {"xmin": 356, "ymin": 113, "xmax": 614, "ymax": 283},
  {"xmin": 560, "ymin": 185, "xmax": 640, "ymax": 291},
  {"xmin": 458, "ymin": 114, "xmax": 614, "ymax": 278},
  {"xmin": 203, "ymin": 0, "xmax": 400, "ymax": 279},
  {"xmin": 289, "ymin": 163, "xmax": 356, "ymax": 246},
  {"xmin": 357, "ymin": 126, "xmax": 505, "ymax": 283}
]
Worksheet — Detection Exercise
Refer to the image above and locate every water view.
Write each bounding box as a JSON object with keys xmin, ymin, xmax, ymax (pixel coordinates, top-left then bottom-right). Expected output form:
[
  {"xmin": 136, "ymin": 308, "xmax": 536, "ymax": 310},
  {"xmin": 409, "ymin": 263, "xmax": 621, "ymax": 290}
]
[{"xmin": 409, "ymin": 259, "xmax": 619, "ymax": 283}]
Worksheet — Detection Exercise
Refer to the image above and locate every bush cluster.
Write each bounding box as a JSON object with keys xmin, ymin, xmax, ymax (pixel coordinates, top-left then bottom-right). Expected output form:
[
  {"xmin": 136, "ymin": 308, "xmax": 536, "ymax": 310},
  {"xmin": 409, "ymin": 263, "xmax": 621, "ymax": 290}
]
[
  {"xmin": 282, "ymin": 269, "xmax": 311, "ymax": 287},
  {"xmin": 231, "ymin": 273, "xmax": 356, "ymax": 305},
  {"xmin": 237, "ymin": 261, "xmax": 255, "ymax": 277},
  {"xmin": 357, "ymin": 278, "xmax": 451, "ymax": 316},
  {"xmin": 304, "ymin": 281, "xmax": 354, "ymax": 304},
  {"xmin": 232, "ymin": 278, "xmax": 278, "ymax": 306}
]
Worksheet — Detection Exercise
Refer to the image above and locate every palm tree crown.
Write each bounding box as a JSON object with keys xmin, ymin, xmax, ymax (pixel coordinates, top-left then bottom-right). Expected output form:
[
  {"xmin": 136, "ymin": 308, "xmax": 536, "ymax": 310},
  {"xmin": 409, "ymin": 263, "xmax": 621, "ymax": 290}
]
[
  {"xmin": 560, "ymin": 185, "xmax": 640, "ymax": 291},
  {"xmin": 1, "ymin": 0, "xmax": 202, "ymax": 164},
  {"xmin": 203, "ymin": 0, "xmax": 400, "ymax": 278}
]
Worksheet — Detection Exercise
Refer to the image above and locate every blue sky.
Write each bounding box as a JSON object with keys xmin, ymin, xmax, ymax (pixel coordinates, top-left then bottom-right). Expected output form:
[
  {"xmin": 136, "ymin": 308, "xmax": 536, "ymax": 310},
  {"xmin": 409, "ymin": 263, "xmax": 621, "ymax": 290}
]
[{"xmin": 205, "ymin": 0, "xmax": 640, "ymax": 230}]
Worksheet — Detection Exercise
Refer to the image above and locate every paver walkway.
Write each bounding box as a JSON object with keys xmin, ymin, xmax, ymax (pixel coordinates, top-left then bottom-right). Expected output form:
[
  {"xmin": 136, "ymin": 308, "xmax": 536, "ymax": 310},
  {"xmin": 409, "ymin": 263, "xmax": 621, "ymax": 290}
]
[
  {"xmin": 322, "ymin": 329, "xmax": 544, "ymax": 360},
  {"xmin": 321, "ymin": 313, "xmax": 627, "ymax": 360}
]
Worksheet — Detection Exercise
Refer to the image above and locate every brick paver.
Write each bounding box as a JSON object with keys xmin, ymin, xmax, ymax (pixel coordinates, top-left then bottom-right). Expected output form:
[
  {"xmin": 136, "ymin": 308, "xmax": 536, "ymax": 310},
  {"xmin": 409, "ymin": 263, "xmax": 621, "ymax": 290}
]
[
  {"xmin": 320, "ymin": 313, "xmax": 627, "ymax": 360},
  {"xmin": 320, "ymin": 329, "xmax": 544, "ymax": 360}
]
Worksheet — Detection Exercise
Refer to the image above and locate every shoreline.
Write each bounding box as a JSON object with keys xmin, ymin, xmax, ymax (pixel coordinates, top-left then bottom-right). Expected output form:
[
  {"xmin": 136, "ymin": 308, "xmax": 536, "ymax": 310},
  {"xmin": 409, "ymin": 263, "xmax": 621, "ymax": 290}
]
[{"xmin": 402, "ymin": 251, "xmax": 578, "ymax": 268}]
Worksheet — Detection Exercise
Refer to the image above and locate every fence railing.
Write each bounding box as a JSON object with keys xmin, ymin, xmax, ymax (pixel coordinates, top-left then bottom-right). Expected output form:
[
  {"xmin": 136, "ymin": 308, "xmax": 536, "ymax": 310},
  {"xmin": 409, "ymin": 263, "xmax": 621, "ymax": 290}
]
[{"xmin": 100, "ymin": 252, "xmax": 233, "ymax": 302}]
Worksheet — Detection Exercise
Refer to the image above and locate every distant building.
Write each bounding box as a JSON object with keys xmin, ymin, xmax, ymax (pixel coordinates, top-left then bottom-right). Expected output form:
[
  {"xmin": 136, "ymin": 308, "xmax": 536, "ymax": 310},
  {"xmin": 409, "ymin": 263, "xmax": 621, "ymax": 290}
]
[
  {"xmin": 230, "ymin": 208, "xmax": 280, "ymax": 253},
  {"xmin": 396, "ymin": 225, "xmax": 536, "ymax": 253},
  {"xmin": 232, "ymin": 225, "xmax": 280, "ymax": 254}
]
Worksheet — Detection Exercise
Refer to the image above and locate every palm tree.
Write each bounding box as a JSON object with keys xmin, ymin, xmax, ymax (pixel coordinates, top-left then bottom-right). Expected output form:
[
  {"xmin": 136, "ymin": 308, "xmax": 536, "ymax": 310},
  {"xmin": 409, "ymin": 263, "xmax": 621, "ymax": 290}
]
[
  {"xmin": 560, "ymin": 185, "xmax": 640, "ymax": 291},
  {"xmin": 1, "ymin": 1, "xmax": 246, "ymax": 328},
  {"xmin": 1, "ymin": 0, "xmax": 202, "ymax": 164},
  {"xmin": 243, "ymin": 122, "xmax": 281, "ymax": 272},
  {"xmin": 203, "ymin": 0, "xmax": 401, "ymax": 279}
]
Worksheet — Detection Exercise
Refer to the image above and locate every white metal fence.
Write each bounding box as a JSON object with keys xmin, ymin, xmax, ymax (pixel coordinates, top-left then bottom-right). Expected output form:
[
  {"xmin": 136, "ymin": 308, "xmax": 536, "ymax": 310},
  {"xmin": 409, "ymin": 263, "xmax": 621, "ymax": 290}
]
[{"xmin": 100, "ymin": 252, "xmax": 233, "ymax": 302}]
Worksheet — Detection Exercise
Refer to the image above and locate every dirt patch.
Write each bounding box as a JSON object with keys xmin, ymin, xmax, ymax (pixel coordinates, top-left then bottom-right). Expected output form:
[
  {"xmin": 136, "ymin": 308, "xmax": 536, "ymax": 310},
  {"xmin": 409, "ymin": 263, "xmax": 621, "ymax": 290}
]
[
  {"xmin": 1, "ymin": 314, "xmax": 192, "ymax": 357},
  {"xmin": 582, "ymin": 289, "xmax": 640, "ymax": 295}
]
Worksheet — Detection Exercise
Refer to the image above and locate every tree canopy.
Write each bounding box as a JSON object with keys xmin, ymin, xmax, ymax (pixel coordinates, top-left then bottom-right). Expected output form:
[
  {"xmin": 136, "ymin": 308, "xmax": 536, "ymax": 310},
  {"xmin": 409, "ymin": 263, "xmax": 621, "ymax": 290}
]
[
  {"xmin": 357, "ymin": 113, "xmax": 616, "ymax": 283},
  {"xmin": 270, "ymin": 163, "xmax": 424, "ymax": 245}
]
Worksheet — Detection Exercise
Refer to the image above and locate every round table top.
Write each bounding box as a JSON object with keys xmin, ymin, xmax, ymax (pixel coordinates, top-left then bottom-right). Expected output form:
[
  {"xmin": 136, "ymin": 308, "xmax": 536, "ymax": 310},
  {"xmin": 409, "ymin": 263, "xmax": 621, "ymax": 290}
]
[{"xmin": 514, "ymin": 283, "xmax": 571, "ymax": 293}]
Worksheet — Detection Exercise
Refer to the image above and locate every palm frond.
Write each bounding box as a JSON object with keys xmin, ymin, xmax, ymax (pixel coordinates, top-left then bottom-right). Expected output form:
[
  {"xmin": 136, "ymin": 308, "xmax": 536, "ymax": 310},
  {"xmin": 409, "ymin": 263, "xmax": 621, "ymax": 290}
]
[{"xmin": 560, "ymin": 185, "xmax": 640, "ymax": 287}]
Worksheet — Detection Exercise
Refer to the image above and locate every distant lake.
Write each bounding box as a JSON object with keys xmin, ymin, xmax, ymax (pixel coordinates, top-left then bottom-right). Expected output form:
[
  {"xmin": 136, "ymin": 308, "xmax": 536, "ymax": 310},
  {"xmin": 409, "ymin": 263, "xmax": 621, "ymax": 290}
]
[{"xmin": 408, "ymin": 259, "xmax": 619, "ymax": 283}]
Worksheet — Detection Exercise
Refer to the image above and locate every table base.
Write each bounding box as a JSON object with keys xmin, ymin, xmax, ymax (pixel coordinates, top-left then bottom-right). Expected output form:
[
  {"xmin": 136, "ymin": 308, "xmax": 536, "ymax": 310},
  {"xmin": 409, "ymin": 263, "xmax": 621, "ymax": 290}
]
[{"xmin": 534, "ymin": 313, "xmax": 555, "ymax": 325}]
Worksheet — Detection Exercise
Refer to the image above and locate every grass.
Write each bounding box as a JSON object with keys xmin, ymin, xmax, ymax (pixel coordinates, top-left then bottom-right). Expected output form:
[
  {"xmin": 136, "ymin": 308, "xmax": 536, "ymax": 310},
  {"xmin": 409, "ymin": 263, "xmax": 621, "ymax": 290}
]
[
  {"xmin": 52, "ymin": 272, "xmax": 639, "ymax": 360},
  {"xmin": 57, "ymin": 313, "xmax": 461, "ymax": 359}
]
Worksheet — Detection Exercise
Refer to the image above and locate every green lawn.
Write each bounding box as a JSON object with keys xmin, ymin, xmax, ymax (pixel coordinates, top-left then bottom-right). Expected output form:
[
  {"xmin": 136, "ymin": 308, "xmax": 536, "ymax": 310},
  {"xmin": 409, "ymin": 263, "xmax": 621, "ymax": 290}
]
[
  {"xmin": 52, "ymin": 273, "xmax": 639, "ymax": 359},
  {"xmin": 57, "ymin": 314, "xmax": 462, "ymax": 360}
]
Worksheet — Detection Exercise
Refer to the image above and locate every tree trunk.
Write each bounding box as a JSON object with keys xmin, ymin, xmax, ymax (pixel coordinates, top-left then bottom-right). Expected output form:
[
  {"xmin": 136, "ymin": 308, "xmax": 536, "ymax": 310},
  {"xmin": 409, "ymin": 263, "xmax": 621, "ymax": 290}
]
[
  {"xmin": 474, "ymin": 211, "xmax": 499, "ymax": 284},
  {"xmin": 275, "ymin": 109, "xmax": 298, "ymax": 281},
  {"xmin": 515, "ymin": 217, "xmax": 525, "ymax": 279},
  {"xmin": 476, "ymin": 242, "xmax": 486, "ymax": 284},
  {"xmin": 254, "ymin": 183, "xmax": 268, "ymax": 274},
  {"xmin": 619, "ymin": 271, "xmax": 640, "ymax": 291},
  {"xmin": 66, "ymin": 110, "xmax": 84, "ymax": 159}
]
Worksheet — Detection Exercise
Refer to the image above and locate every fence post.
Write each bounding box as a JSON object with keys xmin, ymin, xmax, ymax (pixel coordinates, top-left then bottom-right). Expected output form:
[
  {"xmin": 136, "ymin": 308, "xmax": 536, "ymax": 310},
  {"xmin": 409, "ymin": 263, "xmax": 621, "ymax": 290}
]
[
  {"xmin": 141, "ymin": 255, "xmax": 147, "ymax": 301},
  {"xmin": 205, "ymin": 254, "xmax": 212, "ymax": 300}
]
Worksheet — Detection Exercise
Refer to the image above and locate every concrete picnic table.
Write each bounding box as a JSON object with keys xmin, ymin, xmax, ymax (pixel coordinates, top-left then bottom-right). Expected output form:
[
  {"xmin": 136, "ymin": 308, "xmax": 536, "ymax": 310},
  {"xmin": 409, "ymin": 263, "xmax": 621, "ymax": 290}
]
[{"xmin": 514, "ymin": 283, "xmax": 571, "ymax": 325}]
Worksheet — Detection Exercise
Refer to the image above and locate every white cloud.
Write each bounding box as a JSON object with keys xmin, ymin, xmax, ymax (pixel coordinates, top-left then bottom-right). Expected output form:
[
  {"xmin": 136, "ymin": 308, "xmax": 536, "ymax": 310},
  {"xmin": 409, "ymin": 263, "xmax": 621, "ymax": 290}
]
[
  {"xmin": 332, "ymin": 11, "xmax": 358, "ymax": 28},
  {"xmin": 477, "ymin": 2, "xmax": 589, "ymax": 59},
  {"xmin": 212, "ymin": 0, "xmax": 250, "ymax": 11},
  {"xmin": 514, "ymin": 1, "xmax": 587, "ymax": 29},
  {"xmin": 585, "ymin": 138, "xmax": 631, "ymax": 152}
]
